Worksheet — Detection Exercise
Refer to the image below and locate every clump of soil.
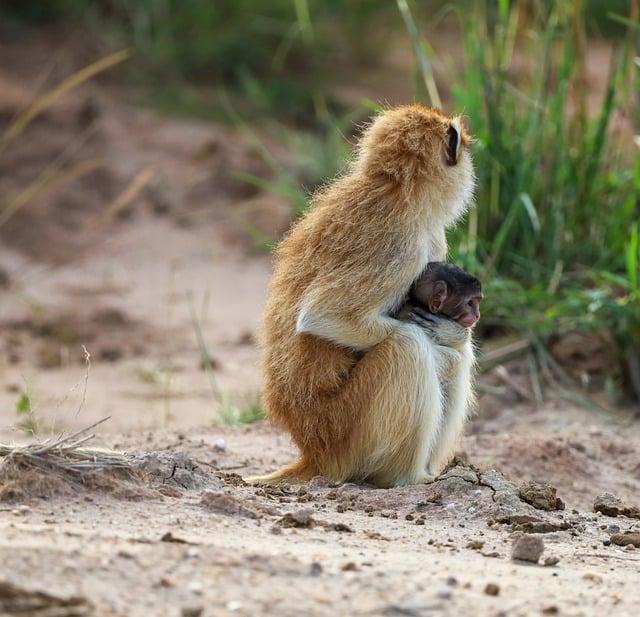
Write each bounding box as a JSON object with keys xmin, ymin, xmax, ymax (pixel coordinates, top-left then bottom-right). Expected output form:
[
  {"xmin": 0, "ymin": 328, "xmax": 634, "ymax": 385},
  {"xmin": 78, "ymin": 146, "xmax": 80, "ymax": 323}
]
[
  {"xmin": 275, "ymin": 509, "xmax": 353, "ymax": 533},
  {"xmin": 0, "ymin": 455, "xmax": 146, "ymax": 502},
  {"xmin": 492, "ymin": 514, "xmax": 571, "ymax": 534},
  {"xmin": 0, "ymin": 580, "xmax": 92, "ymax": 616},
  {"xmin": 610, "ymin": 532, "xmax": 640, "ymax": 547},
  {"xmin": 277, "ymin": 509, "xmax": 316, "ymax": 529},
  {"xmin": 593, "ymin": 493, "xmax": 640, "ymax": 519},
  {"xmin": 518, "ymin": 480, "xmax": 565, "ymax": 511},
  {"xmin": 129, "ymin": 451, "xmax": 223, "ymax": 491},
  {"xmin": 0, "ymin": 458, "xmax": 69, "ymax": 501},
  {"xmin": 199, "ymin": 491, "xmax": 262, "ymax": 519},
  {"xmin": 512, "ymin": 534, "xmax": 545, "ymax": 563}
]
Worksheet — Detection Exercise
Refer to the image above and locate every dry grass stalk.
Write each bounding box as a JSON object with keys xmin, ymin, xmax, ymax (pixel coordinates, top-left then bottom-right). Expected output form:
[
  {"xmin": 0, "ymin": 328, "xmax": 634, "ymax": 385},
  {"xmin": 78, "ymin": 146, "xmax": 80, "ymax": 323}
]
[{"xmin": 0, "ymin": 417, "xmax": 130, "ymax": 473}]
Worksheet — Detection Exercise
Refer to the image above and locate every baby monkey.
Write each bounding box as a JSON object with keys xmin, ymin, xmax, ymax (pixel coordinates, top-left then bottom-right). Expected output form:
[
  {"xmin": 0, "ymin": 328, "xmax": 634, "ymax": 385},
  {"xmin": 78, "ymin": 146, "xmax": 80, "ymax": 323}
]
[{"xmin": 396, "ymin": 262, "xmax": 483, "ymax": 333}]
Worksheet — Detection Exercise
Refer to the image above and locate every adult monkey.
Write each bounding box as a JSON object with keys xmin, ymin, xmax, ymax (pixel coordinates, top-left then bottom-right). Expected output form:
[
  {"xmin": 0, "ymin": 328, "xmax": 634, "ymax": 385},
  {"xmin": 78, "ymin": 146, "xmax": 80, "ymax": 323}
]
[{"xmin": 247, "ymin": 105, "xmax": 476, "ymax": 487}]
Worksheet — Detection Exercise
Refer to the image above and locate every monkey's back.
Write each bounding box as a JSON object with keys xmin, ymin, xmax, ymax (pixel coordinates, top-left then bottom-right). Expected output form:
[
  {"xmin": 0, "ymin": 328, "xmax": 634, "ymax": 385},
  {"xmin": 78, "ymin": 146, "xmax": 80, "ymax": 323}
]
[{"xmin": 260, "ymin": 200, "xmax": 361, "ymax": 456}]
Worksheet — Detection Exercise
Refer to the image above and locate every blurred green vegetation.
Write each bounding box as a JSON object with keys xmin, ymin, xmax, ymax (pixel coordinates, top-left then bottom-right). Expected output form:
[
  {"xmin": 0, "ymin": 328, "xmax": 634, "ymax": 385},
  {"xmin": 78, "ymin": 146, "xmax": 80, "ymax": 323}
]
[
  {"xmin": 445, "ymin": 1, "xmax": 639, "ymax": 402},
  {"xmin": 0, "ymin": 0, "xmax": 395, "ymax": 123}
]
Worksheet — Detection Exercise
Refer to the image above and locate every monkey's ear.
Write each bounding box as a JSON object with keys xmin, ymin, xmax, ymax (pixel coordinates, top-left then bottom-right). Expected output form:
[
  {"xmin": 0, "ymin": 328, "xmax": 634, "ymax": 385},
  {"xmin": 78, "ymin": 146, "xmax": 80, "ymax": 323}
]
[
  {"xmin": 446, "ymin": 123, "xmax": 460, "ymax": 166},
  {"xmin": 429, "ymin": 281, "xmax": 448, "ymax": 313}
]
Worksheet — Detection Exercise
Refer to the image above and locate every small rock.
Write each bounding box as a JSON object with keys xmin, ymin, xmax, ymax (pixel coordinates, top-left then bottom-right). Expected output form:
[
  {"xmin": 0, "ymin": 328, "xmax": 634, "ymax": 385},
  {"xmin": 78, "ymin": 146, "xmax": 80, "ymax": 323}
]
[
  {"xmin": 582, "ymin": 573, "xmax": 602, "ymax": 584},
  {"xmin": 610, "ymin": 531, "xmax": 640, "ymax": 548},
  {"xmin": 161, "ymin": 532, "xmax": 190, "ymax": 544},
  {"xmin": 484, "ymin": 583, "xmax": 500, "ymax": 596},
  {"xmin": 594, "ymin": 493, "xmax": 640, "ymax": 519},
  {"xmin": 159, "ymin": 576, "xmax": 174, "ymax": 588},
  {"xmin": 182, "ymin": 607, "xmax": 203, "ymax": 617},
  {"xmin": 518, "ymin": 481, "xmax": 565, "ymax": 511},
  {"xmin": 310, "ymin": 562, "xmax": 323, "ymax": 576},
  {"xmin": 159, "ymin": 486, "xmax": 183, "ymax": 498},
  {"xmin": 213, "ymin": 438, "xmax": 226, "ymax": 452},
  {"xmin": 278, "ymin": 509, "xmax": 315, "ymax": 528},
  {"xmin": 542, "ymin": 606, "xmax": 559, "ymax": 615},
  {"xmin": 341, "ymin": 562, "xmax": 358, "ymax": 571},
  {"xmin": 436, "ymin": 586, "xmax": 451, "ymax": 600},
  {"xmin": 226, "ymin": 601, "xmax": 242, "ymax": 612},
  {"xmin": 602, "ymin": 539, "xmax": 611, "ymax": 546},
  {"xmin": 446, "ymin": 576, "xmax": 458, "ymax": 587},
  {"xmin": 187, "ymin": 581, "xmax": 203, "ymax": 595},
  {"xmin": 511, "ymin": 535, "xmax": 544, "ymax": 563},
  {"xmin": 466, "ymin": 540, "xmax": 484, "ymax": 550},
  {"xmin": 544, "ymin": 556, "xmax": 560, "ymax": 567}
]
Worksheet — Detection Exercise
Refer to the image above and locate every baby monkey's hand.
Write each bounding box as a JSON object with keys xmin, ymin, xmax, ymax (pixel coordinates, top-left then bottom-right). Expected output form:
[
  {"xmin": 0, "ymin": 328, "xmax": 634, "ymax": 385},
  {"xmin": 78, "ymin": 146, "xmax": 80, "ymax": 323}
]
[{"xmin": 409, "ymin": 308, "xmax": 471, "ymax": 349}]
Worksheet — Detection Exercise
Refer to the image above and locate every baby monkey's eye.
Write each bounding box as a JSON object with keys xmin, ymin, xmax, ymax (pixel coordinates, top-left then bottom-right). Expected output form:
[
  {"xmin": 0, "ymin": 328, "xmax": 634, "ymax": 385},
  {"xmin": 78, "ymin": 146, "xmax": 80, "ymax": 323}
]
[{"xmin": 446, "ymin": 124, "xmax": 459, "ymax": 166}]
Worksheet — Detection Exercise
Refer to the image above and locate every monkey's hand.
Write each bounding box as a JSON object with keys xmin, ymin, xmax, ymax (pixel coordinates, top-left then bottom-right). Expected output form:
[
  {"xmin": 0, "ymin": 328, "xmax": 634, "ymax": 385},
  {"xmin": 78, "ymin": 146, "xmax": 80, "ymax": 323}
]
[{"xmin": 408, "ymin": 309, "xmax": 470, "ymax": 349}]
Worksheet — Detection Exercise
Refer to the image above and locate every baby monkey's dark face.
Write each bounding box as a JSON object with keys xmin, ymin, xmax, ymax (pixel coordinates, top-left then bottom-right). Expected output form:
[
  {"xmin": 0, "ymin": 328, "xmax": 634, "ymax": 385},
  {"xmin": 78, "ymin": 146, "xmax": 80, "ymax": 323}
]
[{"xmin": 412, "ymin": 262, "xmax": 483, "ymax": 328}]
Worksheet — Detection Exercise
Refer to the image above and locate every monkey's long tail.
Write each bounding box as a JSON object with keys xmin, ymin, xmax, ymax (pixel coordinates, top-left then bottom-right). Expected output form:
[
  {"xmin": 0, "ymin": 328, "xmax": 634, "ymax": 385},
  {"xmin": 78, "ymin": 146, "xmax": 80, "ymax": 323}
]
[{"xmin": 244, "ymin": 458, "xmax": 317, "ymax": 486}]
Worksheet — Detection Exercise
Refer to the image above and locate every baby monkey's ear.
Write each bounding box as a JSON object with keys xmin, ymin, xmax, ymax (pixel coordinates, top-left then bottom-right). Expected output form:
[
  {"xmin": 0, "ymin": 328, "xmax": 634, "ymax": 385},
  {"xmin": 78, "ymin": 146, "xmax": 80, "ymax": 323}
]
[{"xmin": 428, "ymin": 280, "xmax": 448, "ymax": 313}]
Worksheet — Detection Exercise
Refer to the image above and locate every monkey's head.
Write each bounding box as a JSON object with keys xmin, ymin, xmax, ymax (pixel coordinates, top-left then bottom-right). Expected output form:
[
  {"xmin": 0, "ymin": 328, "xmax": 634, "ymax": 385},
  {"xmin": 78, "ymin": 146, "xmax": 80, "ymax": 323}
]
[
  {"xmin": 355, "ymin": 104, "xmax": 475, "ymax": 224},
  {"xmin": 412, "ymin": 262, "xmax": 482, "ymax": 328}
]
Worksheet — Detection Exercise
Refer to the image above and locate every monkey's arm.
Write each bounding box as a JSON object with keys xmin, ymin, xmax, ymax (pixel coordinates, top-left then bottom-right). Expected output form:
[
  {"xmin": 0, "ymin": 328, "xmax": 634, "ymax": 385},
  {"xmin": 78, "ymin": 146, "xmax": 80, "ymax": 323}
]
[
  {"xmin": 408, "ymin": 310, "xmax": 470, "ymax": 349},
  {"xmin": 296, "ymin": 298, "xmax": 398, "ymax": 351}
]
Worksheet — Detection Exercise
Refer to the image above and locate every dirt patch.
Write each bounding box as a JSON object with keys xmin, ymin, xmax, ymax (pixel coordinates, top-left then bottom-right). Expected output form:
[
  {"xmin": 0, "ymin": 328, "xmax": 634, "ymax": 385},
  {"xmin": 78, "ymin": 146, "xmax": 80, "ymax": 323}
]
[
  {"xmin": 0, "ymin": 580, "xmax": 92, "ymax": 616},
  {"xmin": 1, "ymin": 307, "xmax": 152, "ymax": 369},
  {"xmin": 0, "ymin": 454, "xmax": 146, "ymax": 502}
]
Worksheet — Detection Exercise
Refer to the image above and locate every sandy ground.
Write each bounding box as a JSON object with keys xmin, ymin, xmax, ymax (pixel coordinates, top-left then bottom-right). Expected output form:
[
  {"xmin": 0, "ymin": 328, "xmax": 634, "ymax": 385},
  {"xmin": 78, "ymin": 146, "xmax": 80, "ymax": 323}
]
[{"xmin": 1, "ymin": 26, "xmax": 639, "ymax": 617}]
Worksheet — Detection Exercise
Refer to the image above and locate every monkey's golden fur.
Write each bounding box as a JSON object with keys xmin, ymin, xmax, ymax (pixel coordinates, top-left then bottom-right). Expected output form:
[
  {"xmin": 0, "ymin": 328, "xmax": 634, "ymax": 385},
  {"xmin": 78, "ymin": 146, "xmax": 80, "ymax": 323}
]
[{"xmin": 249, "ymin": 104, "xmax": 475, "ymax": 487}]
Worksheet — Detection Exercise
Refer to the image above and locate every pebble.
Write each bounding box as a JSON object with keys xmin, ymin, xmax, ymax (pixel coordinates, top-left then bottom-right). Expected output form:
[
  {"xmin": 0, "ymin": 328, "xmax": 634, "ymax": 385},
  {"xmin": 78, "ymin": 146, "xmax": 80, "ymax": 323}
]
[
  {"xmin": 484, "ymin": 583, "xmax": 500, "ymax": 596},
  {"xmin": 213, "ymin": 438, "xmax": 226, "ymax": 452},
  {"xmin": 582, "ymin": 573, "xmax": 602, "ymax": 584},
  {"xmin": 188, "ymin": 581, "xmax": 203, "ymax": 595},
  {"xmin": 436, "ymin": 586, "xmax": 451, "ymax": 600},
  {"xmin": 310, "ymin": 562, "xmax": 323, "ymax": 576},
  {"xmin": 544, "ymin": 556, "xmax": 560, "ymax": 567},
  {"xmin": 512, "ymin": 535, "xmax": 544, "ymax": 563}
]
